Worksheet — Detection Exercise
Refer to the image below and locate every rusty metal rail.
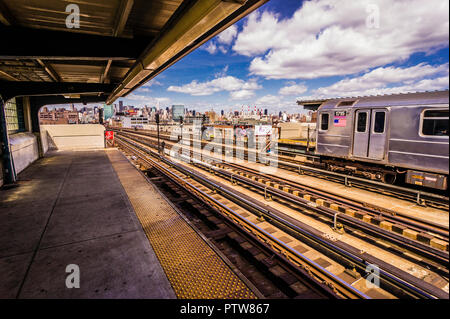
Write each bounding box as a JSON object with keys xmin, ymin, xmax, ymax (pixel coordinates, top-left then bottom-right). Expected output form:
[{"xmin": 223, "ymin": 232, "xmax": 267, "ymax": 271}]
[
  {"xmin": 115, "ymin": 134, "xmax": 448, "ymax": 299},
  {"xmin": 111, "ymin": 127, "xmax": 449, "ymax": 209},
  {"xmin": 115, "ymin": 136, "xmax": 368, "ymax": 299},
  {"xmin": 114, "ymin": 130, "xmax": 450, "ymax": 265}
]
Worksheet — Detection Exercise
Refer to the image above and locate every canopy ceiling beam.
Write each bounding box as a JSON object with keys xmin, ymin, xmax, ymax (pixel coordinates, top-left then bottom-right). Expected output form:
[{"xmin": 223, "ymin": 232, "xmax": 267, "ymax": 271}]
[
  {"xmin": 0, "ymin": 27, "xmax": 150, "ymax": 60},
  {"xmin": 0, "ymin": 81, "xmax": 115, "ymax": 101},
  {"xmin": 102, "ymin": 0, "xmax": 135, "ymax": 84}
]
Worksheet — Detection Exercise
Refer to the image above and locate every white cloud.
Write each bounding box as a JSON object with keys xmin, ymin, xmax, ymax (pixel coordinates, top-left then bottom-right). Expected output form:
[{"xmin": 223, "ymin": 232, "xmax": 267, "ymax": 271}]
[
  {"xmin": 127, "ymin": 94, "xmax": 147, "ymax": 101},
  {"xmin": 125, "ymin": 94, "xmax": 171, "ymax": 107},
  {"xmin": 202, "ymin": 41, "xmax": 228, "ymax": 55},
  {"xmin": 217, "ymin": 25, "xmax": 238, "ymax": 45},
  {"xmin": 203, "ymin": 25, "xmax": 238, "ymax": 55},
  {"xmin": 136, "ymin": 79, "xmax": 163, "ymax": 93},
  {"xmin": 215, "ymin": 65, "xmax": 229, "ymax": 78},
  {"xmin": 279, "ymin": 83, "xmax": 308, "ymax": 95},
  {"xmin": 319, "ymin": 63, "xmax": 449, "ymax": 93},
  {"xmin": 218, "ymin": 45, "xmax": 227, "ymax": 54},
  {"xmin": 230, "ymin": 89, "xmax": 255, "ymax": 100},
  {"xmin": 204, "ymin": 42, "xmax": 217, "ymax": 54},
  {"xmin": 255, "ymin": 94, "xmax": 281, "ymax": 106},
  {"xmin": 167, "ymin": 76, "xmax": 262, "ymax": 98},
  {"xmin": 143, "ymin": 79, "xmax": 162, "ymax": 87},
  {"xmin": 298, "ymin": 63, "xmax": 449, "ymax": 99},
  {"xmin": 233, "ymin": 0, "xmax": 449, "ymax": 79}
]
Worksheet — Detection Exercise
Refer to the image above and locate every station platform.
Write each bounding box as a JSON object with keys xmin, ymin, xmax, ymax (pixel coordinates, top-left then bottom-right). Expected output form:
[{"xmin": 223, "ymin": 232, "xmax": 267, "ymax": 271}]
[
  {"xmin": 0, "ymin": 148, "xmax": 255, "ymax": 299},
  {"xmin": 0, "ymin": 149, "xmax": 175, "ymax": 298}
]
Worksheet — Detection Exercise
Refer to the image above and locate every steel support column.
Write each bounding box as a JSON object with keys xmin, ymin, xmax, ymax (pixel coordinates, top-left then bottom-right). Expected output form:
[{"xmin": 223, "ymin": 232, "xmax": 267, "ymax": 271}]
[{"xmin": 0, "ymin": 95, "xmax": 16, "ymax": 184}]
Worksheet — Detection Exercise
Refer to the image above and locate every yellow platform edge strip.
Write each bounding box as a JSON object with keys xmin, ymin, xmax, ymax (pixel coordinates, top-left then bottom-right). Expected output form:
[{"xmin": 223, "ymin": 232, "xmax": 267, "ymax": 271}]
[{"xmin": 107, "ymin": 150, "xmax": 257, "ymax": 299}]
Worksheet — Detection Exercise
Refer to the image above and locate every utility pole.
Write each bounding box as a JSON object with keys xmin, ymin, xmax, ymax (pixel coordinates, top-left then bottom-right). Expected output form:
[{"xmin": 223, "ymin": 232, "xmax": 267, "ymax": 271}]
[
  {"xmin": 201, "ymin": 114, "xmax": 206, "ymax": 139},
  {"xmin": 179, "ymin": 116, "xmax": 184, "ymax": 142},
  {"xmin": 156, "ymin": 113, "xmax": 160, "ymax": 154},
  {"xmin": 0, "ymin": 97, "xmax": 16, "ymax": 185}
]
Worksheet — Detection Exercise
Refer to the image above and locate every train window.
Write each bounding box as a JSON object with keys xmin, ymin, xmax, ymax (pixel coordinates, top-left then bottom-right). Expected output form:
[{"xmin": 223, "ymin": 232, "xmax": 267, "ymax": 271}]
[
  {"xmin": 356, "ymin": 112, "xmax": 367, "ymax": 132},
  {"xmin": 373, "ymin": 112, "xmax": 385, "ymax": 133},
  {"xmin": 320, "ymin": 113, "xmax": 329, "ymax": 130},
  {"xmin": 338, "ymin": 100, "xmax": 355, "ymax": 107},
  {"xmin": 422, "ymin": 109, "xmax": 449, "ymax": 136}
]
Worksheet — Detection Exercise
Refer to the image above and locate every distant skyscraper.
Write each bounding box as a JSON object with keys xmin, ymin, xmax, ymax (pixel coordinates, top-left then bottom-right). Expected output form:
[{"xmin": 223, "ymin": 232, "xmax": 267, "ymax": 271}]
[
  {"xmin": 119, "ymin": 100, "xmax": 124, "ymax": 112},
  {"xmin": 99, "ymin": 108, "xmax": 104, "ymax": 124},
  {"xmin": 103, "ymin": 104, "xmax": 114, "ymax": 120},
  {"xmin": 171, "ymin": 104, "xmax": 185, "ymax": 122}
]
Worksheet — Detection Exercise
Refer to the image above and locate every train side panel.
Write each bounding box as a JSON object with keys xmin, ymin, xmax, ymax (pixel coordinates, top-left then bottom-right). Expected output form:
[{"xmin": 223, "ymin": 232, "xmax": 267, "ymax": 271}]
[
  {"xmin": 388, "ymin": 104, "xmax": 449, "ymax": 175},
  {"xmin": 316, "ymin": 108, "xmax": 353, "ymax": 158}
]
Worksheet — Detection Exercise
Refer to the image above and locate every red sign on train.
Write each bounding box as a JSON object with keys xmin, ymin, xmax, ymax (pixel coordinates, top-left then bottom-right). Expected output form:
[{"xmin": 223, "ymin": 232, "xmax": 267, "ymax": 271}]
[{"xmin": 105, "ymin": 130, "xmax": 114, "ymax": 140}]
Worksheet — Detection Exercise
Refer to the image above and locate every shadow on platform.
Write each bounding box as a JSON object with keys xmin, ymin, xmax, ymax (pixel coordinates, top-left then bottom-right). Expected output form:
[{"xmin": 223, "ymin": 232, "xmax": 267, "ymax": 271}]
[{"xmin": 0, "ymin": 149, "xmax": 175, "ymax": 299}]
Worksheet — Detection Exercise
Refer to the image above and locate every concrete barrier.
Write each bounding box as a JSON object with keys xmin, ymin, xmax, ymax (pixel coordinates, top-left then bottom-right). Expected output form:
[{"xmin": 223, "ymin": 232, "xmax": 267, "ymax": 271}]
[
  {"xmin": 279, "ymin": 122, "xmax": 316, "ymax": 140},
  {"xmin": 40, "ymin": 124, "xmax": 105, "ymax": 151},
  {"xmin": 10, "ymin": 132, "xmax": 39, "ymax": 175}
]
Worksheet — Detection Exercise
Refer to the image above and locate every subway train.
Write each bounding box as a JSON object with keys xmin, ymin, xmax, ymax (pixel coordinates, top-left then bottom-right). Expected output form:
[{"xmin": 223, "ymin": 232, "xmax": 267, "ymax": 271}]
[{"xmin": 299, "ymin": 90, "xmax": 449, "ymax": 190}]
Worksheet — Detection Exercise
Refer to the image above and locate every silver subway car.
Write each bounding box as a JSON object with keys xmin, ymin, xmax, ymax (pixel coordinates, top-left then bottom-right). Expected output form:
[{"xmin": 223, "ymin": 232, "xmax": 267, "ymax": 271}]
[{"xmin": 314, "ymin": 91, "xmax": 449, "ymax": 190}]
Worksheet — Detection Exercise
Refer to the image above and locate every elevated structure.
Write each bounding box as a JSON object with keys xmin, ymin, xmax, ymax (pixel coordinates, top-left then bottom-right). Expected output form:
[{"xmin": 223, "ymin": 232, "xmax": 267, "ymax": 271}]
[
  {"xmin": 0, "ymin": 0, "xmax": 268, "ymax": 184},
  {"xmin": 0, "ymin": 0, "xmax": 269, "ymax": 299}
]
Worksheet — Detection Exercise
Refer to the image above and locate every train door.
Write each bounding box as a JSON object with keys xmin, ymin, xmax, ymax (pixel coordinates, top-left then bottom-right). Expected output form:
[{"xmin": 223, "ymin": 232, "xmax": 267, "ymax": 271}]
[
  {"xmin": 353, "ymin": 110, "xmax": 370, "ymax": 158},
  {"xmin": 352, "ymin": 109, "xmax": 387, "ymax": 160},
  {"xmin": 368, "ymin": 109, "xmax": 387, "ymax": 159}
]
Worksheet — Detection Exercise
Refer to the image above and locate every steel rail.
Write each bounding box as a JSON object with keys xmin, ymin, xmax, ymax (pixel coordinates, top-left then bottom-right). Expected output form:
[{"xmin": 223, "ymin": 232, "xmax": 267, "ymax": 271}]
[
  {"xmin": 117, "ymin": 131, "xmax": 448, "ymax": 254},
  {"xmin": 112, "ymin": 127, "xmax": 449, "ymax": 209},
  {"xmin": 115, "ymin": 137, "xmax": 368, "ymax": 299},
  {"xmin": 269, "ymin": 156, "xmax": 449, "ymax": 209},
  {"xmin": 115, "ymin": 135, "xmax": 448, "ymax": 299},
  {"xmin": 200, "ymin": 162, "xmax": 449, "ymax": 266},
  {"xmin": 220, "ymin": 162, "xmax": 449, "ymax": 238}
]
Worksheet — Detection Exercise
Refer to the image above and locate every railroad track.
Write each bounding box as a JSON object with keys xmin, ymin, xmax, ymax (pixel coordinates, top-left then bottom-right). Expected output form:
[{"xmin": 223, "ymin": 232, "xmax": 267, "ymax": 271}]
[
  {"xmin": 116, "ymin": 137, "xmax": 365, "ymax": 299},
  {"xmin": 220, "ymin": 162, "xmax": 448, "ymax": 239},
  {"xmin": 114, "ymin": 130, "xmax": 449, "ymax": 265},
  {"xmin": 115, "ymin": 134, "xmax": 449, "ymax": 299},
  {"xmin": 143, "ymin": 166, "xmax": 323, "ymax": 298},
  {"xmin": 270, "ymin": 156, "xmax": 449, "ymax": 211},
  {"xmin": 110, "ymin": 127, "xmax": 449, "ymax": 210}
]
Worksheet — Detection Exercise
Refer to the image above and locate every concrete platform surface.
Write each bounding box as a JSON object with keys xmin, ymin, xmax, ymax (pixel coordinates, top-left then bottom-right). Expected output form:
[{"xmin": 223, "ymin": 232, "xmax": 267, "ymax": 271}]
[{"xmin": 0, "ymin": 149, "xmax": 175, "ymax": 299}]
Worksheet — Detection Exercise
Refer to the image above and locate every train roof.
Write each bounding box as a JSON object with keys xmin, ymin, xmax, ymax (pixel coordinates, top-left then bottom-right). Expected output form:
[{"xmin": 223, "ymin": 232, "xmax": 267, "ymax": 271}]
[{"xmin": 297, "ymin": 90, "xmax": 449, "ymax": 110}]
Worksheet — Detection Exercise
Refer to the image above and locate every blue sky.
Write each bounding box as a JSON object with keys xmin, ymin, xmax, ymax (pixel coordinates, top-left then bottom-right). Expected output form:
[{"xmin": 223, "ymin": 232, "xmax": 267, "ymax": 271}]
[{"xmin": 120, "ymin": 0, "xmax": 449, "ymax": 113}]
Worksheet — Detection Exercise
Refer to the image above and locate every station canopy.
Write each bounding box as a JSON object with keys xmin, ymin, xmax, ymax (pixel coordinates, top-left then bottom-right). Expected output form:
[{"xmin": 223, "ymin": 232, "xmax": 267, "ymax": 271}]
[{"xmin": 0, "ymin": 0, "xmax": 267, "ymax": 104}]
